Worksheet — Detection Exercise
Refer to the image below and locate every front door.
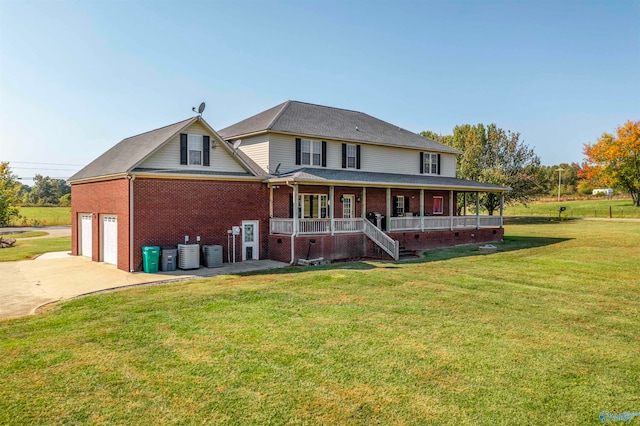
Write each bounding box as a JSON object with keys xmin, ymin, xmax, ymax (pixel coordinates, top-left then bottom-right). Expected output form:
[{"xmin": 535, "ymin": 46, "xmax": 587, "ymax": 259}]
[
  {"xmin": 242, "ymin": 220, "xmax": 259, "ymax": 261},
  {"xmin": 343, "ymin": 195, "xmax": 355, "ymax": 218}
]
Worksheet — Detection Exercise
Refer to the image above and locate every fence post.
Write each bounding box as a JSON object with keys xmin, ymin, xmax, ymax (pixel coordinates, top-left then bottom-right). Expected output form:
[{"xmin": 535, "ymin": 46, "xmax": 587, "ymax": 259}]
[{"xmin": 609, "ymin": 206, "xmax": 612, "ymax": 218}]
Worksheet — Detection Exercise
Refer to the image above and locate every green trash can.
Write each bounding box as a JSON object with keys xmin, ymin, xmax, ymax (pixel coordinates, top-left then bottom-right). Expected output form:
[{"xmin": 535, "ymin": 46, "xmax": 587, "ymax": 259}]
[{"xmin": 142, "ymin": 246, "xmax": 160, "ymax": 273}]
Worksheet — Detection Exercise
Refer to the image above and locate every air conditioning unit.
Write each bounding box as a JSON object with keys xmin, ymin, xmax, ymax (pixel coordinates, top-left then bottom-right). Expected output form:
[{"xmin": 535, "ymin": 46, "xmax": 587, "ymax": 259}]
[
  {"xmin": 202, "ymin": 245, "xmax": 223, "ymax": 268},
  {"xmin": 177, "ymin": 244, "xmax": 200, "ymax": 269}
]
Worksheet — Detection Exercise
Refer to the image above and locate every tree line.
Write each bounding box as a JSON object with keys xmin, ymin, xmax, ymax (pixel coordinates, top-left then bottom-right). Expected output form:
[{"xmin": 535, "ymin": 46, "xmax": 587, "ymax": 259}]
[{"xmin": 422, "ymin": 119, "xmax": 639, "ymax": 212}]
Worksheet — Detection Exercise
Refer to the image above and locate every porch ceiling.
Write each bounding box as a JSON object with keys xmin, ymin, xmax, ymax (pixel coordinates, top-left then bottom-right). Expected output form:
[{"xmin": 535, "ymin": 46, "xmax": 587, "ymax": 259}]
[{"xmin": 267, "ymin": 168, "xmax": 509, "ymax": 192}]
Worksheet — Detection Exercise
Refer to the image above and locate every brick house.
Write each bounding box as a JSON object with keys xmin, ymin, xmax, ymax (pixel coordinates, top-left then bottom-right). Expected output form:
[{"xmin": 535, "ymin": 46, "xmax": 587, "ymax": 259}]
[{"xmin": 70, "ymin": 101, "xmax": 507, "ymax": 271}]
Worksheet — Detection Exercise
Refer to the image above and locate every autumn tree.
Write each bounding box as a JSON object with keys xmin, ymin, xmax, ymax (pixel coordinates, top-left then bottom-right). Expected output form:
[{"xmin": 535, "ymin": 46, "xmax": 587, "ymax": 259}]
[
  {"xmin": 582, "ymin": 120, "xmax": 640, "ymax": 207},
  {"xmin": 0, "ymin": 162, "xmax": 21, "ymax": 226},
  {"xmin": 423, "ymin": 124, "xmax": 542, "ymax": 214}
]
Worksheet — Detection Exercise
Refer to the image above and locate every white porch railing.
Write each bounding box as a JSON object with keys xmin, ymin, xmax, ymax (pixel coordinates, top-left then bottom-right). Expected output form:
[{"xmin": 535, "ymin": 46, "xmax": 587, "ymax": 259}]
[
  {"xmin": 389, "ymin": 217, "xmax": 422, "ymax": 231},
  {"xmin": 479, "ymin": 216, "xmax": 502, "ymax": 228},
  {"xmin": 299, "ymin": 218, "xmax": 330, "ymax": 234},
  {"xmin": 334, "ymin": 218, "xmax": 364, "ymax": 233},
  {"xmin": 270, "ymin": 215, "xmax": 502, "ymax": 235},
  {"xmin": 270, "ymin": 218, "xmax": 293, "ymax": 235},
  {"xmin": 363, "ymin": 219, "xmax": 399, "ymax": 260}
]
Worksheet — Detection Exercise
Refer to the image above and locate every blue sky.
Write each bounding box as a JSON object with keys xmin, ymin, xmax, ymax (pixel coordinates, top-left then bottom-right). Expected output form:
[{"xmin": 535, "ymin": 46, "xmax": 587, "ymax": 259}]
[{"xmin": 1, "ymin": 0, "xmax": 639, "ymax": 184}]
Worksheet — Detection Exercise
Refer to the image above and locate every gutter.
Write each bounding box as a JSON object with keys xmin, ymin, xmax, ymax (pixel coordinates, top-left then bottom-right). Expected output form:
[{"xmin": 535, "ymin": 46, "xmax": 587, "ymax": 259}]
[{"xmin": 127, "ymin": 174, "xmax": 136, "ymax": 272}]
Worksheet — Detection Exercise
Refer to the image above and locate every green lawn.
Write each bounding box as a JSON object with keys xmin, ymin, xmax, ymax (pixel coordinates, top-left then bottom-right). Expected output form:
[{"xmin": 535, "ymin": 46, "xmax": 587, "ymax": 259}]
[
  {"xmin": 0, "ymin": 237, "xmax": 70, "ymax": 262},
  {"xmin": 1, "ymin": 221, "xmax": 639, "ymax": 424},
  {"xmin": 504, "ymin": 198, "xmax": 640, "ymax": 218},
  {"xmin": 10, "ymin": 206, "xmax": 71, "ymax": 226}
]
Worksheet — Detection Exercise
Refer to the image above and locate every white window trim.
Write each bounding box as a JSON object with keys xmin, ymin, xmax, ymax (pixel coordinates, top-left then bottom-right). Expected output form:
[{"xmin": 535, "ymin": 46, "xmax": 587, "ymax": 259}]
[
  {"xmin": 433, "ymin": 196, "xmax": 444, "ymax": 215},
  {"xmin": 301, "ymin": 139, "xmax": 323, "ymax": 167},
  {"xmin": 343, "ymin": 194, "xmax": 354, "ymax": 218},
  {"xmin": 188, "ymin": 134, "xmax": 203, "ymax": 165},
  {"xmin": 423, "ymin": 152, "xmax": 439, "ymax": 175},
  {"xmin": 395, "ymin": 195, "xmax": 405, "ymax": 216},
  {"xmin": 346, "ymin": 144, "xmax": 357, "ymax": 169},
  {"xmin": 298, "ymin": 193, "xmax": 329, "ymax": 218}
]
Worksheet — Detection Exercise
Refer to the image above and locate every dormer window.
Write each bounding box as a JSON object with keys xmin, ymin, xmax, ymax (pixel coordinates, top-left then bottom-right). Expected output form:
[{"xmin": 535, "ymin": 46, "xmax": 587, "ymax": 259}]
[
  {"xmin": 180, "ymin": 133, "xmax": 211, "ymax": 166},
  {"xmin": 188, "ymin": 135, "xmax": 203, "ymax": 165},
  {"xmin": 420, "ymin": 152, "xmax": 441, "ymax": 175}
]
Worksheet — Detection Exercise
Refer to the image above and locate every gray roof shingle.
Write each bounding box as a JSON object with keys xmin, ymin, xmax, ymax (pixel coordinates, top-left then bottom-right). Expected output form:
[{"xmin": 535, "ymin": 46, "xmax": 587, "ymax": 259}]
[
  {"xmin": 69, "ymin": 117, "xmax": 197, "ymax": 181},
  {"xmin": 218, "ymin": 101, "xmax": 460, "ymax": 154},
  {"xmin": 269, "ymin": 168, "xmax": 508, "ymax": 192}
]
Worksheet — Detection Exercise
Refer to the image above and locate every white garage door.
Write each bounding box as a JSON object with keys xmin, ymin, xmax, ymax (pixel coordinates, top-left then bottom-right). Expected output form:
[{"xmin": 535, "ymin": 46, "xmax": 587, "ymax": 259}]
[
  {"xmin": 79, "ymin": 214, "xmax": 92, "ymax": 258},
  {"xmin": 101, "ymin": 215, "xmax": 118, "ymax": 265}
]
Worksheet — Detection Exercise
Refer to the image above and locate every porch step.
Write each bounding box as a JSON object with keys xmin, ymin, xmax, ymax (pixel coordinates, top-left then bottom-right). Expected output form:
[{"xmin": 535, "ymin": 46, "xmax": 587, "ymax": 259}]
[{"xmin": 398, "ymin": 247, "xmax": 419, "ymax": 259}]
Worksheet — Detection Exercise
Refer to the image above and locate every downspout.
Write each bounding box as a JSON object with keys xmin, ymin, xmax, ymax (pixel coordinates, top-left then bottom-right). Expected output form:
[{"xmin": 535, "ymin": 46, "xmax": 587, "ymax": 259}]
[
  {"xmin": 285, "ymin": 181, "xmax": 297, "ymax": 264},
  {"xmin": 127, "ymin": 174, "xmax": 136, "ymax": 272}
]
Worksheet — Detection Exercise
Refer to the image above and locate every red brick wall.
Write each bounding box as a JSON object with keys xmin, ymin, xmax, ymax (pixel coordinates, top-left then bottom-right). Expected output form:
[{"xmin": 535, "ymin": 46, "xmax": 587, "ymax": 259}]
[
  {"xmin": 132, "ymin": 179, "xmax": 269, "ymax": 271},
  {"xmin": 390, "ymin": 228, "xmax": 504, "ymax": 251},
  {"xmin": 71, "ymin": 179, "xmax": 131, "ymax": 271}
]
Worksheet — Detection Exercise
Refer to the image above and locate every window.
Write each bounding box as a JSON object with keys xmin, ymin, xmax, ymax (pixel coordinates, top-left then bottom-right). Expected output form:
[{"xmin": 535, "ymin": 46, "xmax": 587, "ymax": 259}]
[
  {"xmin": 346, "ymin": 144, "xmax": 357, "ymax": 168},
  {"xmin": 433, "ymin": 196, "xmax": 444, "ymax": 215},
  {"xmin": 395, "ymin": 196, "xmax": 405, "ymax": 216},
  {"xmin": 343, "ymin": 195, "xmax": 354, "ymax": 218},
  {"xmin": 298, "ymin": 194, "xmax": 328, "ymax": 218},
  {"xmin": 300, "ymin": 139, "xmax": 323, "ymax": 166},
  {"xmin": 188, "ymin": 135, "xmax": 203, "ymax": 165},
  {"xmin": 422, "ymin": 153, "xmax": 439, "ymax": 175}
]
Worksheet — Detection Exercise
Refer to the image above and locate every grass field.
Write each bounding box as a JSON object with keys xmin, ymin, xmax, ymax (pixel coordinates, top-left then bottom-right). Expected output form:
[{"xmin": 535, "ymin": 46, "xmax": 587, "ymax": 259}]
[
  {"xmin": 1, "ymin": 220, "xmax": 639, "ymax": 424},
  {"xmin": 504, "ymin": 198, "xmax": 640, "ymax": 219},
  {"xmin": 9, "ymin": 207, "xmax": 71, "ymax": 226},
  {"xmin": 0, "ymin": 237, "xmax": 71, "ymax": 262}
]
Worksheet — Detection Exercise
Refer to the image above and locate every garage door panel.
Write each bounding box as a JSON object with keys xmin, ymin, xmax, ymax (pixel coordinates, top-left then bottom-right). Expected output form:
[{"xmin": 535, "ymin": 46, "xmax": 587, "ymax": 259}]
[
  {"xmin": 79, "ymin": 214, "xmax": 92, "ymax": 258},
  {"xmin": 101, "ymin": 215, "xmax": 118, "ymax": 265}
]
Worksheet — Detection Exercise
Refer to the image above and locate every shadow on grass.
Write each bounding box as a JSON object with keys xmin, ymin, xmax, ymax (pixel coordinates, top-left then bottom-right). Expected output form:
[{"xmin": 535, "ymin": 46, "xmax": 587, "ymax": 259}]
[
  {"xmin": 404, "ymin": 235, "xmax": 572, "ymax": 264},
  {"xmin": 503, "ymin": 216, "xmax": 578, "ymax": 226},
  {"xmin": 239, "ymin": 234, "xmax": 571, "ymax": 277}
]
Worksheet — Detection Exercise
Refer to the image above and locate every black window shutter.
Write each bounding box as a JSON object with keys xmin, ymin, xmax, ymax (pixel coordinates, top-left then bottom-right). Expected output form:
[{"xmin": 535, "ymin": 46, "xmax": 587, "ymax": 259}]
[
  {"xmin": 437, "ymin": 154, "xmax": 441, "ymax": 175},
  {"xmin": 203, "ymin": 136, "xmax": 210, "ymax": 166},
  {"xmin": 392, "ymin": 196, "xmax": 398, "ymax": 216},
  {"xmin": 180, "ymin": 134, "xmax": 188, "ymax": 165},
  {"xmin": 405, "ymin": 196, "xmax": 410, "ymax": 213},
  {"xmin": 321, "ymin": 141, "xmax": 327, "ymax": 167},
  {"xmin": 356, "ymin": 145, "xmax": 361, "ymax": 169},
  {"xmin": 420, "ymin": 152, "xmax": 424, "ymax": 174},
  {"xmin": 289, "ymin": 194, "xmax": 293, "ymax": 218},
  {"xmin": 295, "ymin": 138, "xmax": 301, "ymax": 165},
  {"xmin": 342, "ymin": 144, "xmax": 347, "ymax": 168}
]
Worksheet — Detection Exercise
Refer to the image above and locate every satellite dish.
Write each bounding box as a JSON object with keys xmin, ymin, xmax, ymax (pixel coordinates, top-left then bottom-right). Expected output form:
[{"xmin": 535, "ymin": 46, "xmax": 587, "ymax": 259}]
[
  {"xmin": 233, "ymin": 140, "xmax": 242, "ymax": 150},
  {"xmin": 192, "ymin": 102, "xmax": 206, "ymax": 115}
]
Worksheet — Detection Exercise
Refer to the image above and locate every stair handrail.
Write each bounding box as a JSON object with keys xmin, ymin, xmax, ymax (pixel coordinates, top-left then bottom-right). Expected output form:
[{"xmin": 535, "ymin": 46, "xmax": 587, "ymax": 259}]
[{"xmin": 363, "ymin": 220, "xmax": 399, "ymax": 260}]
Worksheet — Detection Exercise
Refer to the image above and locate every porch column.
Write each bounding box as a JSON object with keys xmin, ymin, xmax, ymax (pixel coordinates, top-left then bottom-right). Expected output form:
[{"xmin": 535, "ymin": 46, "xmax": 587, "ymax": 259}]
[
  {"xmin": 500, "ymin": 192, "xmax": 504, "ymax": 228},
  {"xmin": 449, "ymin": 190, "xmax": 454, "ymax": 230},
  {"xmin": 386, "ymin": 188, "xmax": 392, "ymax": 232},
  {"xmin": 476, "ymin": 191, "xmax": 480, "ymax": 229},
  {"xmin": 329, "ymin": 185, "xmax": 335, "ymax": 236},
  {"xmin": 361, "ymin": 187, "xmax": 367, "ymax": 219},
  {"xmin": 293, "ymin": 184, "xmax": 299, "ymax": 235},
  {"xmin": 269, "ymin": 185, "xmax": 274, "ymax": 218},
  {"xmin": 463, "ymin": 192, "xmax": 467, "ymax": 216},
  {"xmin": 420, "ymin": 189, "xmax": 425, "ymax": 231}
]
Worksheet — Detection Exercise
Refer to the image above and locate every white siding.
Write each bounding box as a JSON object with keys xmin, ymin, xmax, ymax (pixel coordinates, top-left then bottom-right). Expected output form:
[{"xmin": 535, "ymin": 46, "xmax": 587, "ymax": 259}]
[
  {"xmin": 267, "ymin": 133, "xmax": 457, "ymax": 177},
  {"xmin": 139, "ymin": 122, "xmax": 246, "ymax": 174},
  {"xmin": 236, "ymin": 134, "xmax": 269, "ymax": 173},
  {"xmin": 269, "ymin": 134, "xmax": 298, "ymax": 173}
]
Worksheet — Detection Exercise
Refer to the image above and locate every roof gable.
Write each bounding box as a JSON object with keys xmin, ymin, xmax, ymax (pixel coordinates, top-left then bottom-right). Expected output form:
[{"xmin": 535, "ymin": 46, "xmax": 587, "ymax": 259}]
[
  {"xmin": 218, "ymin": 101, "xmax": 460, "ymax": 154},
  {"xmin": 70, "ymin": 116, "xmax": 261, "ymax": 182}
]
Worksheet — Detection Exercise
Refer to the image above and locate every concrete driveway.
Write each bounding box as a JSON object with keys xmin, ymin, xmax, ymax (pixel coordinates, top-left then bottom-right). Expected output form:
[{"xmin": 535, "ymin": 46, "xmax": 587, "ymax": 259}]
[{"xmin": 1, "ymin": 253, "xmax": 287, "ymax": 320}]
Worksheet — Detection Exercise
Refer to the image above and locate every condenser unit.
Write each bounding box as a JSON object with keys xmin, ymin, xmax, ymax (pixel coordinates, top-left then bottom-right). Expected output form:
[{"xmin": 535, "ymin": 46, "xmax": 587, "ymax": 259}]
[{"xmin": 177, "ymin": 244, "xmax": 200, "ymax": 269}]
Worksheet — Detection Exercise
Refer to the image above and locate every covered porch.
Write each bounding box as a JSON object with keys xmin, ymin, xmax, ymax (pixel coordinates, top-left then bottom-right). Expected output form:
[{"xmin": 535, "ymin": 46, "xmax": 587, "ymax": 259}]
[{"xmin": 267, "ymin": 168, "xmax": 508, "ymax": 261}]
